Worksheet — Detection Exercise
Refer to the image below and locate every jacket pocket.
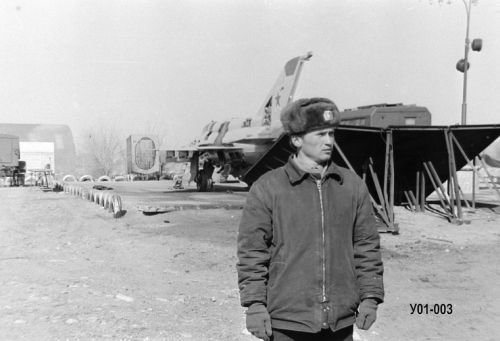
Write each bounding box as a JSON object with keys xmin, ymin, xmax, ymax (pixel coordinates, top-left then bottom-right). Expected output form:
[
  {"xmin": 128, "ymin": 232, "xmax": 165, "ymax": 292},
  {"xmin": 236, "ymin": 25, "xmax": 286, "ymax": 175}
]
[{"xmin": 268, "ymin": 248, "xmax": 285, "ymax": 289}]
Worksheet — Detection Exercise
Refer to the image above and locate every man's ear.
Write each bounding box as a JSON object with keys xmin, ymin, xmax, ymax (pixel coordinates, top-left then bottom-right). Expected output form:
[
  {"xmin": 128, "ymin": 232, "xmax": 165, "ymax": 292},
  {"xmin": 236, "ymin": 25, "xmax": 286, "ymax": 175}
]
[{"xmin": 291, "ymin": 135, "xmax": 302, "ymax": 148}]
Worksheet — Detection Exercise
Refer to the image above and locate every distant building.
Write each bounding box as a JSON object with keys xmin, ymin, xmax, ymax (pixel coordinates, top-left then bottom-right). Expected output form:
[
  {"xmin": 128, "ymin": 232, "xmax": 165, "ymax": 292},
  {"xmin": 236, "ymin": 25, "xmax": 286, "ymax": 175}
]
[
  {"xmin": 0, "ymin": 124, "xmax": 76, "ymax": 174},
  {"xmin": 20, "ymin": 142, "xmax": 55, "ymax": 171}
]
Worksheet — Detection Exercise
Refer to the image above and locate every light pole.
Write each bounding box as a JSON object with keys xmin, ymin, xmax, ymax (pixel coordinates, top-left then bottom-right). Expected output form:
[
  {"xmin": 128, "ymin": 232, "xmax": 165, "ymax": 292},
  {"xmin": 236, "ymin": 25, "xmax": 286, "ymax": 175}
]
[
  {"xmin": 432, "ymin": 0, "xmax": 482, "ymax": 125},
  {"xmin": 459, "ymin": 0, "xmax": 477, "ymax": 125}
]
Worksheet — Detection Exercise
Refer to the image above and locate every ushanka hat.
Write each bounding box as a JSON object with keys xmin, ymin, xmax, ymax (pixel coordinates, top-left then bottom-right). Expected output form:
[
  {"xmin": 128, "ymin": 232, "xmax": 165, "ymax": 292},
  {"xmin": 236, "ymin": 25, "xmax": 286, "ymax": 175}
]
[{"xmin": 280, "ymin": 98, "xmax": 340, "ymax": 135}]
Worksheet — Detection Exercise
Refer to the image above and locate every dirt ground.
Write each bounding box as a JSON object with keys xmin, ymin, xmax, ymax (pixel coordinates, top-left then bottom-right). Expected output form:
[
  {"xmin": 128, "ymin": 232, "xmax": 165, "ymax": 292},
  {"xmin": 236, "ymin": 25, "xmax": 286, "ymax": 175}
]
[{"xmin": 1, "ymin": 185, "xmax": 500, "ymax": 341}]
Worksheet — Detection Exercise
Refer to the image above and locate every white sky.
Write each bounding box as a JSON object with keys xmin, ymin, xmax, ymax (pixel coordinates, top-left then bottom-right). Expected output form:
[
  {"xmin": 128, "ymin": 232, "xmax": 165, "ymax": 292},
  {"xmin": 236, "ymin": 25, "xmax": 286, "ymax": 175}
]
[{"xmin": 1, "ymin": 0, "xmax": 499, "ymax": 151}]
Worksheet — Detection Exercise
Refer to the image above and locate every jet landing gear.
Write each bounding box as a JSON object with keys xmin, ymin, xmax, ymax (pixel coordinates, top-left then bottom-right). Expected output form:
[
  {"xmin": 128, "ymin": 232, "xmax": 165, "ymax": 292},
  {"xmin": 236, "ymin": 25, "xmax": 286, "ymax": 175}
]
[
  {"xmin": 218, "ymin": 164, "xmax": 232, "ymax": 183},
  {"xmin": 196, "ymin": 162, "xmax": 215, "ymax": 192}
]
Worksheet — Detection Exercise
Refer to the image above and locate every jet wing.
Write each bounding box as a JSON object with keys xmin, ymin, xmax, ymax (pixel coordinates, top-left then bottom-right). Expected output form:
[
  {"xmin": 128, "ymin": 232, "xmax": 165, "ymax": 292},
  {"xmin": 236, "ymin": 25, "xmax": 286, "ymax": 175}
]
[
  {"xmin": 157, "ymin": 147, "xmax": 198, "ymax": 163},
  {"xmin": 158, "ymin": 147, "xmax": 197, "ymax": 151},
  {"xmin": 196, "ymin": 145, "xmax": 243, "ymax": 151},
  {"xmin": 158, "ymin": 145, "xmax": 245, "ymax": 164},
  {"xmin": 228, "ymin": 137, "xmax": 278, "ymax": 145}
]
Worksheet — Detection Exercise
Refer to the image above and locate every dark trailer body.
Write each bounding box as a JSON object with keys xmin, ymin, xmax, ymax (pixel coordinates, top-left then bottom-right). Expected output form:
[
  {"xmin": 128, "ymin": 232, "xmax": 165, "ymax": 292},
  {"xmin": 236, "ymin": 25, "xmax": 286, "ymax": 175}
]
[
  {"xmin": 0, "ymin": 133, "xmax": 26, "ymax": 186},
  {"xmin": 0, "ymin": 134, "xmax": 20, "ymax": 168},
  {"xmin": 339, "ymin": 103, "xmax": 432, "ymax": 128}
]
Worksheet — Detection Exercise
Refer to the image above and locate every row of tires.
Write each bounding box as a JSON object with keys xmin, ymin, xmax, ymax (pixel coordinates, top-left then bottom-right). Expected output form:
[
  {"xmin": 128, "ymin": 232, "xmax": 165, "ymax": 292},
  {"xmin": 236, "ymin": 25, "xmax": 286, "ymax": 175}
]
[
  {"xmin": 62, "ymin": 175, "xmax": 129, "ymax": 182},
  {"xmin": 53, "ymin": 181, "xmax": 124, "ymax": 218}
]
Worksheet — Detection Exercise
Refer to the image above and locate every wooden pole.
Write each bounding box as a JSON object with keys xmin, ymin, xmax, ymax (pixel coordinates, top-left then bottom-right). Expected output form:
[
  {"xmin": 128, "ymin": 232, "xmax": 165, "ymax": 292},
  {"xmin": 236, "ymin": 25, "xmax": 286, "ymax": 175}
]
[
  {"xmin": 389, "ymin": 131, "xmax": 395, "ymax": 221},
  {"xmin": 446, "ymin": 130, "xmax": 463, "ymax": 219},
  {"xmin": 368, "ymin": 157, "xmax": 392, "ymax": 227},
  {"xmin": 415, "ymin": 170, "xmax": 421, "ymax": 213},
  {"xmin": 333, "ymin": 139, "xmax": 392, "ymax": 228},
  {"xmin": 420, "ymin": 165, "xmax": 426, "ymax": 212},
  {"xmin": 477, "ymin": 156, "xmax": 500, "ymax": 203},
  {"xmin": 425, "ymin": 161, "xmax": 455, "ymax": 221},
  {"xmin": 472, "ymin": 157, "xmax": 476, "ymax": 208},
  {"xmin": 444, "ymin": 130, "xmax": 456, "ymax": 217},
  {"xmin": 408, "ymin": 190, "xmax": 419, "ymax": 213},
  {"xmin": 451, "ymin": 133, "xmax": 500, "ymax": 204},
  {"xmin": 404, "ymin": 191, "xmax": 414, "ymax": 212},
  {"xmin": 383, "ymin": 131, "xmax": 390, "ymax": 212},
  {"xmin": 422, "ymin": 163, "xmax": 453, "ymax": 221}
]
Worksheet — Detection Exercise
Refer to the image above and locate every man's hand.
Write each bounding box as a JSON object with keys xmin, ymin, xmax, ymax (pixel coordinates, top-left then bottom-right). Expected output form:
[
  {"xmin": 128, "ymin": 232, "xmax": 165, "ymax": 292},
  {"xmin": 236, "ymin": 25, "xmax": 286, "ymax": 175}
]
[
  {"xmin": 356, "ymin": 299, "xmax": 378, "ymax": 330},
  {"xmin": 246, "ymin": 303, "xmax": 272, "ymax": 341}
]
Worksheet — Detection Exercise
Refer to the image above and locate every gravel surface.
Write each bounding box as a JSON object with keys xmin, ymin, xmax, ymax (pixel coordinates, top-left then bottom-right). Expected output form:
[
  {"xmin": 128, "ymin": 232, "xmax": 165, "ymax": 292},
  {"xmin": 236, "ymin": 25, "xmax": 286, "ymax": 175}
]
[{"xmin": 1, "ymin": 186, "xmax": 499, "ymax": 341}]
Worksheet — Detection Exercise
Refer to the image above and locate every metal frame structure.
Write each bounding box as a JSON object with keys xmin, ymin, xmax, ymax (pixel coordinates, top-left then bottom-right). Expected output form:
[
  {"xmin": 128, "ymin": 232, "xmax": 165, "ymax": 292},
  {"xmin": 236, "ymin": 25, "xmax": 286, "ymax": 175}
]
[
  {"xmin": 332, "ymin": 125, "xmax": 500, "ymax": 229},
  {"xmin": 244, "ymin": 124, "xmax": 500, "ymax": 232}
]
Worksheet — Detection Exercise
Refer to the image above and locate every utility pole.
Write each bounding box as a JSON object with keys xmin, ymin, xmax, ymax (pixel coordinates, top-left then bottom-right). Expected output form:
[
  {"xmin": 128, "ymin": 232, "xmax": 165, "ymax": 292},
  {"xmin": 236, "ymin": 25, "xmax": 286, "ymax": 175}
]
[
  {"xmin": 461, "ymin": 0, "xmax": 472, "ymax": 125},
  {"xmin": 432, "ymin": 0, "xmax": 482, "ymax": 125}
]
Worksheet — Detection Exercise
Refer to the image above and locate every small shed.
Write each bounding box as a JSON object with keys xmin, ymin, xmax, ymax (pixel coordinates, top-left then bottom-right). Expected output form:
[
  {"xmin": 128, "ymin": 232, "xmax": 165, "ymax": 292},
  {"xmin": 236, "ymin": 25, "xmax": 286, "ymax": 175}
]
[{"xmin": 19, "ymin": 142, "xmax": 55, "ymax": 171}]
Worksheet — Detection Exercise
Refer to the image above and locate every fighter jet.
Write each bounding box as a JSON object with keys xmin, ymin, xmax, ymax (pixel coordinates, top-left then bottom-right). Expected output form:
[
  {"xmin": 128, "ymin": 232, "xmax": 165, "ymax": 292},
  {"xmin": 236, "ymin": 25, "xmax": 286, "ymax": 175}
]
[{"xmin": 163, "ymin": 52, "xmax": 313, "ymax": 191}]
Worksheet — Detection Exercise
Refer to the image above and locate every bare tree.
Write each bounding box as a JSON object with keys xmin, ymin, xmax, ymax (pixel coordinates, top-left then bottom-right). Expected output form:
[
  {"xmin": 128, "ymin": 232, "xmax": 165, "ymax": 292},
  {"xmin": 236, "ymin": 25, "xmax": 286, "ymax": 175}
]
[
  {"xmin": 78, "ymin": 126, "xmax": 126, "ymax": 179},
  {"xmin": 141, "ymin": 115, "xmax": 180, "ymax": 149}
]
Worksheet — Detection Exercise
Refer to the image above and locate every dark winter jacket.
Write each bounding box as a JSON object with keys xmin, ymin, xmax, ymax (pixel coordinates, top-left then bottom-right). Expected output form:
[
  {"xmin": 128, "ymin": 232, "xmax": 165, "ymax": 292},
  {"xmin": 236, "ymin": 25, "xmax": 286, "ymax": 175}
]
[{"xmin": 236, "ymin": 157, "xmax": 384, "ymax": 333}]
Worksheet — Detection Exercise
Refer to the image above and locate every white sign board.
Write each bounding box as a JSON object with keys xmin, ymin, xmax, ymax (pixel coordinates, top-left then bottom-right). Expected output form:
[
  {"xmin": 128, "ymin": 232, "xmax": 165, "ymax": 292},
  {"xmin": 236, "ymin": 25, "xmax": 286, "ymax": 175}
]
[{"xmin": 20, "ymin": 142, "xmax": 55, "ymax": 171}]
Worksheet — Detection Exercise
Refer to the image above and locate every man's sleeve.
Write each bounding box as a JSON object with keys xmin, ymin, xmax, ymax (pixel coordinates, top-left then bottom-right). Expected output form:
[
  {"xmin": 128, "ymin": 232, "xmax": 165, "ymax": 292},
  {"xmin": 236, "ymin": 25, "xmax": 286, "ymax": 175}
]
[
  {"xmin": 353, "ymin": 180, "xmax": 385, "ymax": 303},
  {"xmin": 236, "ymin": 180, "xmax": 273, "ymax": 307}
]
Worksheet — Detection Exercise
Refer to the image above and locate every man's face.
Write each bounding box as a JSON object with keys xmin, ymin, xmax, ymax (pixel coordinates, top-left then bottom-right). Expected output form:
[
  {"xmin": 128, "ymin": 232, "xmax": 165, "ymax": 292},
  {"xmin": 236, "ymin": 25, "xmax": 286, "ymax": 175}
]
[{"xmin": 294, "ymin": 127, "xmax": 335, "ymax": 165}]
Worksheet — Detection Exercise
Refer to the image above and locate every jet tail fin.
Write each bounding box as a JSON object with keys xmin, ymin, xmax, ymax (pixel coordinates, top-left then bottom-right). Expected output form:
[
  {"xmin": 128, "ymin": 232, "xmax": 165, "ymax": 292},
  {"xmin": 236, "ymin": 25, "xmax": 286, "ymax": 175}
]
[{"xmin": 255, "ymin": 52, "xmax": 313, "ymax": 126}]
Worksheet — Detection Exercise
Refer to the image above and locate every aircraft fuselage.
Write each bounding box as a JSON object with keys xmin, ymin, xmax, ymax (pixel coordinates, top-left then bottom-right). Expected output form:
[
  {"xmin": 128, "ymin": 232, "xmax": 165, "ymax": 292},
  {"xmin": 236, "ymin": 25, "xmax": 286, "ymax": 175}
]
[{"xmin": 167, "ymin": 52, "xmax": 312, "ymax": 190}]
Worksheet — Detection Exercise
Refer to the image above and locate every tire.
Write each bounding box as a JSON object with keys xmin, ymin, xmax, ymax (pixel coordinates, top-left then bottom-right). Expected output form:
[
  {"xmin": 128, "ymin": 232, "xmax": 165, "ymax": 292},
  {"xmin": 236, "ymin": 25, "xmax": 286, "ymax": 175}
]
[
  {"xmin": 80, "ymin": 175, "xmax": 94, "ymax": 182},
  {"xmin": 62, "ymin": 174, "xmax": 77, "ymax": 182}
]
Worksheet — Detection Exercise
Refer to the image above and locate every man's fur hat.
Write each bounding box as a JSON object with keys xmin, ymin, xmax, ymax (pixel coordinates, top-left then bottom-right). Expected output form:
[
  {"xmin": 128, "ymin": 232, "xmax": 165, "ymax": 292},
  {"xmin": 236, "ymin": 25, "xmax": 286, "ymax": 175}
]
[{"xmin": 280, "ymin": 98, "xmax": 340, "ymax": 135}]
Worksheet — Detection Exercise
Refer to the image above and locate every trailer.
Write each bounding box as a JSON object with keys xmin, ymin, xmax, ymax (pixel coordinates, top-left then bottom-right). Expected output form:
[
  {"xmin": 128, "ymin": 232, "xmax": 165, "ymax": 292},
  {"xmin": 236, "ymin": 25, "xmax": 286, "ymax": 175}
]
[
  {"xmin": 0, "ymin": 134, "xmax": 19, "ymax": 167},
  {"xmin": 0, "ymin": 134, "xmax": 25, "ymax": 186},
  {"xmin": 340, "ymin": 103, "xmax": 432, "ymax": 128}
]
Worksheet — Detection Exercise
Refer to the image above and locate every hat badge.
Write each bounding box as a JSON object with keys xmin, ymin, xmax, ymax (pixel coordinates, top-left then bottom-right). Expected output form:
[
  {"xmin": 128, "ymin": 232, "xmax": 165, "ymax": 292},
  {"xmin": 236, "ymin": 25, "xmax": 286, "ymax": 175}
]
[{"xmin": 323, "ymin": 110, "xmax": 333, "ymax": 121}]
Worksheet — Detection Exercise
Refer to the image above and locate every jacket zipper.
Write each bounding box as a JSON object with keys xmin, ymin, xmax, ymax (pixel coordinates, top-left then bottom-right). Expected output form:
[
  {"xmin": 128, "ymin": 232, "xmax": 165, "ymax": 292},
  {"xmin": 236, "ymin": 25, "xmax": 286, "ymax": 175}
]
[{"xmin": 316, "ymin": 179, "xmax": 326, "ymax": 303}]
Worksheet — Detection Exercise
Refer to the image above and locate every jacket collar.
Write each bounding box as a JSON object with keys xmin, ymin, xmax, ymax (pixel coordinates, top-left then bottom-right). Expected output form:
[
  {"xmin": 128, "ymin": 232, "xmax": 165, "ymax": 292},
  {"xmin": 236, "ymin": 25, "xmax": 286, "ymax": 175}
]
[{"xmin": 284, "ymin": 155, "xmax": 343, "ymax": 185}]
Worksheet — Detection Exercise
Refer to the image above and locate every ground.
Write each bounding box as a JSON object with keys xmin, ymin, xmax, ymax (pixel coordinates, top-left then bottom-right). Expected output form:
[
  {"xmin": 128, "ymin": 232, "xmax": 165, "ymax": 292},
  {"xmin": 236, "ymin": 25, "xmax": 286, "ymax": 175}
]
[{"xmin": 1, "ymin": 183, "xmax": 499, "ymax": 341}]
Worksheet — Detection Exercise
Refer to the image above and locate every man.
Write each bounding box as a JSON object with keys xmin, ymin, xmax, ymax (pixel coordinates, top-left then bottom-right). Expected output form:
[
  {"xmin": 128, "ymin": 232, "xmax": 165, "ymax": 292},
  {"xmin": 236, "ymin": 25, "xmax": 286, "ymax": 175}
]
[{"xmin": 236, "ymin": 98, "xmax": 384, "ymax": 341}]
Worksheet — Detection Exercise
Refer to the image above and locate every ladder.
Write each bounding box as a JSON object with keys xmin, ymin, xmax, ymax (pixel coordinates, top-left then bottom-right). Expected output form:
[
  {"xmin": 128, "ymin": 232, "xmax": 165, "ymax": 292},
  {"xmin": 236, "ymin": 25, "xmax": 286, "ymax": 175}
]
[{"xmin": 173, "ymin": 163, "xmax": 189, "ymax": 189}]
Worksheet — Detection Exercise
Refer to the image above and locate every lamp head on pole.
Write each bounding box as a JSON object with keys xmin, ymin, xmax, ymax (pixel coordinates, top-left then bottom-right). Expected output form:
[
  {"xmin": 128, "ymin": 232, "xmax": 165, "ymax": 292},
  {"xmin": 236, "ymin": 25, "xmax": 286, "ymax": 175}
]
[
  {"xmin": 456, "ymin": 59, "xmax": 470, "ymax": 73},
  {"xmin": 471, "ymin": 39, "xmax": 482, "ymax": 52}
]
